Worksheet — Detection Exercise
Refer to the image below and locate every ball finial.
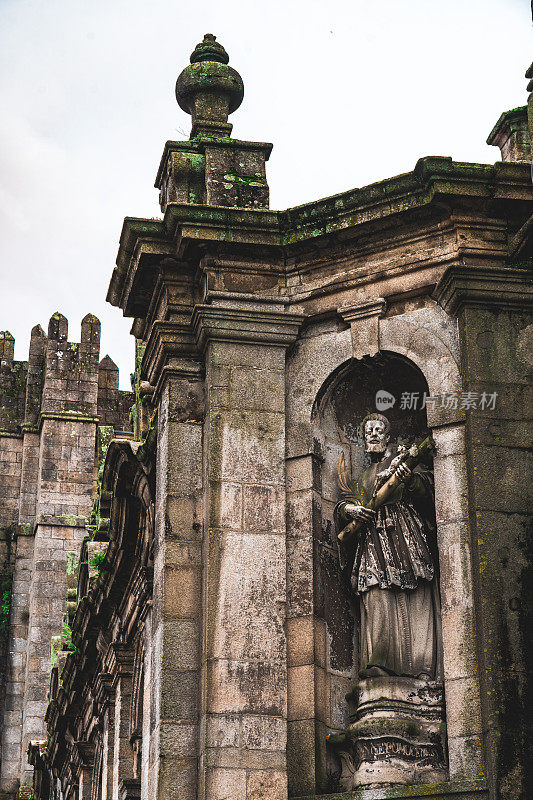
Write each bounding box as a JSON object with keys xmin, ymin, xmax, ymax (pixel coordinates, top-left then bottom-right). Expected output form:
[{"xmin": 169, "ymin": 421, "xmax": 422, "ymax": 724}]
[{"xmin": 175, "ymin": 34, "xmax": 244, "ymax": 138}]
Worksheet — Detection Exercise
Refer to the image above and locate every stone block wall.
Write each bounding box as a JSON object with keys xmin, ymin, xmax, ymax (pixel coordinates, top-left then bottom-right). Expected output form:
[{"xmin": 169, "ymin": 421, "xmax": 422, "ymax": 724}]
[{"xmin": 0, "ymin": 315, "xmax": 133, "ymax": 797}]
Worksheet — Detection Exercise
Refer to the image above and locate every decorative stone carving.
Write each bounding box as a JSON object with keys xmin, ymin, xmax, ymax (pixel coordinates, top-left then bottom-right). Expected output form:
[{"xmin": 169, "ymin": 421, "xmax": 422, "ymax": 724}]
[{"xmin": 329, "ymin": 412, "xmax": 447, "ymax": 787}]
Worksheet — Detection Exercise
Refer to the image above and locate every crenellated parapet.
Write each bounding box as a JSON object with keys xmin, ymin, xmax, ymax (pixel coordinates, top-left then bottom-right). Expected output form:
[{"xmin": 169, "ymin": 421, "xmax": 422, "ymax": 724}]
[
  {"xmin": 41, "ymin": 312, "xmax": 100, "ymax": 420},
  {"xmin": 0, "ymin": 314, "xmax": 133, "ymax": 441},
  {"xmin": 0, "ymin": 331, "xmax": 28, "ymax": 436}
]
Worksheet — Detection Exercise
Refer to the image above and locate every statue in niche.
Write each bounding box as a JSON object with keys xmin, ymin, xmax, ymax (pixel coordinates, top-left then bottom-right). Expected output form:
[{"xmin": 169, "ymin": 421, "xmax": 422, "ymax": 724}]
[
  {"xmin": 329, "ymin": 412, "xmax": 447, "ymax": 788},
  {"xmin": 335, "ymin": 412, "xmax": 442, "ymax": 681}
]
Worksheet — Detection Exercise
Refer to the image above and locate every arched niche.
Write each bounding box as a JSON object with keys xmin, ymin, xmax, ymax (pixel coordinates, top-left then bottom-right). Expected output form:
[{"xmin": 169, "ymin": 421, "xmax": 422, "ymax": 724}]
[
  {"xmin": 285, "ymin": 307, "xmax": 484, "ymax": 795},
  {"xmin": 312, "ymin": 353, "xmax": 442, "ymax": 788}
]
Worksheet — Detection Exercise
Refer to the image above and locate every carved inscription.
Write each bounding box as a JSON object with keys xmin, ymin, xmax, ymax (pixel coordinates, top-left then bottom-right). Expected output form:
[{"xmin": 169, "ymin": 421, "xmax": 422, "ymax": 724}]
[{"xmin": 356, "ymin": 736, "xmax": 443, "ymax": 763}]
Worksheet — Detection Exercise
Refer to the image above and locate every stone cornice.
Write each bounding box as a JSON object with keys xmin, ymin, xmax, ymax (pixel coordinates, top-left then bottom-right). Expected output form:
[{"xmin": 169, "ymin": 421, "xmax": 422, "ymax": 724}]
[
  {"xmin": 141, "ymin": 320, "xmax": 199, "ymax": 389},
  {"xmin": 108, "ymin": 156, "xmax": 532, "ymax": 319},
  {"xmin": 434, "ymin": 264, "xmax": 533, "ymax": 315},
  {"xmin": 192, "ymin": 303, "xmax": 304, "ymax": 351}
]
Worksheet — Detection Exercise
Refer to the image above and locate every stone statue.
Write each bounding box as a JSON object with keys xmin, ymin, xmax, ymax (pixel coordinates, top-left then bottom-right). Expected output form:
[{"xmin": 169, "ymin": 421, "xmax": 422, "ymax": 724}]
[
  {"xmin": 328, "ymin": 413, "xmax": 447, "ymax": 787},
  {"xmin": 335, "ymin": 413, "xmax": 443, "ymax": 681}
]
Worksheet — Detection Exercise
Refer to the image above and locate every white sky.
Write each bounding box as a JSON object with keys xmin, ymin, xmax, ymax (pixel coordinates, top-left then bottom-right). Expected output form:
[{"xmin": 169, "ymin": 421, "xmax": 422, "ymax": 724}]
[{"xmin": 0, "ymin": 0, "xmax": 531, "ymax": 388}]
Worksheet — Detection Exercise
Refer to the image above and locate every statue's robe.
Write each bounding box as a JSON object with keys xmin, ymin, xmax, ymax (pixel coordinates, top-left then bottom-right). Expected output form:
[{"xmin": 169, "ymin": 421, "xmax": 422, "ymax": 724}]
[{"xmin": 335, "ymin": 450, "xmax": 443, "ymax": 680}]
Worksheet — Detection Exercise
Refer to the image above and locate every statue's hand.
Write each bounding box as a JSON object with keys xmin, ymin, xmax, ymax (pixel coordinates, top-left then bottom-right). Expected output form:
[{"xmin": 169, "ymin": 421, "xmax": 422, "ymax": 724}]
[
  {"xmin": 344, "ymin": 503, "xmax": 376, "ymax": 524},
  {"xmin": 394, "ymin": 462, "xmax": 413, "ymax": 484}
]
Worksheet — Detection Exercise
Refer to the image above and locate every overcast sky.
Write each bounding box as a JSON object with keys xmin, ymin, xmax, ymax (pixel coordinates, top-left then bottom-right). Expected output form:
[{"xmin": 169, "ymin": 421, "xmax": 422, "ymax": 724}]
[{"xmin": 0, "ymin": 0, "xmax": 530, "ymax": 388}]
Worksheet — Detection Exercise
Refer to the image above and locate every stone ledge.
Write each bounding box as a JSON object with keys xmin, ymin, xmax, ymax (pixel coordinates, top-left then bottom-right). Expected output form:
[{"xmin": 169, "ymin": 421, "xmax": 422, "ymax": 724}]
[
  {"xmin": 293, "ymin": 780, "xmax": 487, "ymax": 800},
  {"xmin": 40, "ymin": 411, "xmax": 99, "ymax": 425},
  {"xmin": 36, "ymin": 514, "xmax": 89, "ymax": 529},
  {"xmin": 0, "ymin": 523, "xmax": 34, "ymax": 540},
  {"xmin": 0, "ymin": 430, "xmax": 23, "ymax": 439}
]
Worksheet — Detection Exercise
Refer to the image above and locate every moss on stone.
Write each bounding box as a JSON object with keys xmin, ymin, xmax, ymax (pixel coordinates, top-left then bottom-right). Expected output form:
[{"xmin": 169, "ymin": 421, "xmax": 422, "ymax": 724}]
[
  {"xmin": 0, "ymin": 573, "xmax": 13, "ymax": 644},
  {"xmin": 65, "ymin": 552, "xmax": 79, "ymax": 576}
]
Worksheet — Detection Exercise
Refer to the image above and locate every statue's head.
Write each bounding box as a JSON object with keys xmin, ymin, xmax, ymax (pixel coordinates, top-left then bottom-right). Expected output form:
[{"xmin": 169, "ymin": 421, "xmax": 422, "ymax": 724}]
[{"xmin": 361, "ymin": 413, "xmax": 390, "ymax": 454}]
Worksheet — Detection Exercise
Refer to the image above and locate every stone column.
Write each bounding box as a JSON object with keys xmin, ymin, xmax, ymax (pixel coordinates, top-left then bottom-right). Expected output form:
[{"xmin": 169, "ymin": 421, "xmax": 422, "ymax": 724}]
[{"xmin": 193, "ymin": 297, "xmax": 302, "ymax": 800}]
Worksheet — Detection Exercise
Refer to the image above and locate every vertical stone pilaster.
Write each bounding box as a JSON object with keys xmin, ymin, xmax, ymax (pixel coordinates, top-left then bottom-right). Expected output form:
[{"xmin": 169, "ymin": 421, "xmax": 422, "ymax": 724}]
[
  {"xmin": 435, "ymin": 264, "xmax": 533, "ymax": 799},
  {"xmin": 285, "ymin": 453, "xmax": 320, "ymax": 797},
  {"xmin": 71, "ymin": 741, "xmax": 95, "ymax": 800},
  {"xmin": 141, "ymin": 616, "xmax": 152, "ymax": 800},
  {"xmin": 99, "ymin": 682, "xmax": 116, "ymax": 800},
  {"xmin": 427, "ymin": 410, "xmax": 485, "ymax": 781},
  {"xmin": 193, "ymin": 301, "xmax": 302, "ymax": 800},
  {"xmin": 150, "ymin": 368, "xmax": 204, "ymax": 800}
]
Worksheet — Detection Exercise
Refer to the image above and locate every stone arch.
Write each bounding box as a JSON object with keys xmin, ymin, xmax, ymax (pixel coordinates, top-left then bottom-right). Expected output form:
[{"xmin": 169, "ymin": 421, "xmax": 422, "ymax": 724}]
[
  {"xmin": 286, "ymin": 302, "xmax": 461, "ymax": 461},
  {"xmin": 101, "ymin": 439, "xmax": 155, "ymax": 571},
  {"xmin": 378, "ymin": 303, "xmax": 461, "ymax": 397},
  {"xmin": 313, "ymin": 352, "xmax": 443, "ymax": 789}
]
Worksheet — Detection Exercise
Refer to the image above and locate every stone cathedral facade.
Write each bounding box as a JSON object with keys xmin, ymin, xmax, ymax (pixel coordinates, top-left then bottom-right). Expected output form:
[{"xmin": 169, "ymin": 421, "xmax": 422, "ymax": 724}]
[{"xmin": 0, "ymin": 32, "xmax": 532, "ymax": 800}]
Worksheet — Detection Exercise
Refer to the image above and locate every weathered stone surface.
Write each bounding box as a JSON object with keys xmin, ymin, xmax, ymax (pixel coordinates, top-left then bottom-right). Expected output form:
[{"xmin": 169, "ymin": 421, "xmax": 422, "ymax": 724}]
[
  {"xmin": 0, "ymin": 314, "xmax": 132, "ymax": 794},
  {"xmin": 12, "ymin": 31, "xmax": 533, "ymax": 800}
]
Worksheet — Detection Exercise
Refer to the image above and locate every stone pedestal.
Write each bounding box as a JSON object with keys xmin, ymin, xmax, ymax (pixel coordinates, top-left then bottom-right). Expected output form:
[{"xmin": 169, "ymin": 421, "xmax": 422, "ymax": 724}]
[{"xmin": 329, "ymin": 677, "xmax": 447, "ymax": 789}]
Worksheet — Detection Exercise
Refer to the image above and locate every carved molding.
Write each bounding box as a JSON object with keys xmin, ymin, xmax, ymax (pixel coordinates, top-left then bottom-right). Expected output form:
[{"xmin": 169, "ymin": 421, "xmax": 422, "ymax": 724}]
[
  {"xmin": 192, "ymin": 303, "xmax": 304, "ymax": 351},
  {"xmin": 434, "ymin": 264, "xmax": 533, "ymax": 315}
]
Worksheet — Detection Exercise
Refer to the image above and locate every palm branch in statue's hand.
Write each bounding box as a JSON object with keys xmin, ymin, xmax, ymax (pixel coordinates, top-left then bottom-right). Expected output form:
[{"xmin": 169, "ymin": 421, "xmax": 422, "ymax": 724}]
[{"xmin": 337, "ymin": 436, "xmax": 435, "ymax": 544}]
